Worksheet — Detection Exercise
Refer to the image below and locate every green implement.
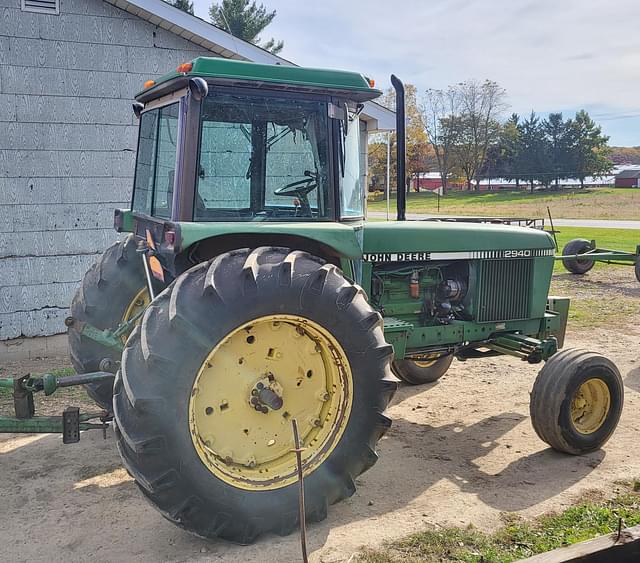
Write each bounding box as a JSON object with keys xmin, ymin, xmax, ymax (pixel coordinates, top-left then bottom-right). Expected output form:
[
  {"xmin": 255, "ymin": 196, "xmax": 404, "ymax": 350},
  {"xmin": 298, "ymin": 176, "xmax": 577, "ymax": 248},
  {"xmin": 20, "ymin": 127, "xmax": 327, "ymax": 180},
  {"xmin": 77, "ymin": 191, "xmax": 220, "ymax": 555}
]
[{"xmin": 559, "ymin": 238, "xmax": 640, "ymax": 281}]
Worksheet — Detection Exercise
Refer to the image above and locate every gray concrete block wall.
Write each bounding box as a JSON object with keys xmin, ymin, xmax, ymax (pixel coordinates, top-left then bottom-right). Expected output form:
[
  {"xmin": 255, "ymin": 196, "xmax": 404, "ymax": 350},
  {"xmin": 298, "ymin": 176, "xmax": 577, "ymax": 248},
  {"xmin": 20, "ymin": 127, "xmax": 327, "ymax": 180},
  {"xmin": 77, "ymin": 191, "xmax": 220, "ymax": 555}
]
[{"xmin": 0, "ymin": 0, "xmax": 217, "ymax": 339}]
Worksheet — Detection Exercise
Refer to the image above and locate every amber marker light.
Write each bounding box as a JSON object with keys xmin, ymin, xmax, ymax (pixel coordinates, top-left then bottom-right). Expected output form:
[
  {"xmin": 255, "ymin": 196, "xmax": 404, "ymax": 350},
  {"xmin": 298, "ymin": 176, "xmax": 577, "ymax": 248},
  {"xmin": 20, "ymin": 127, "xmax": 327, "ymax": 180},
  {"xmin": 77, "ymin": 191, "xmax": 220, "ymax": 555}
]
[
  {"xmin": 177, "ymin": 62, "xmax": 193, "ymax": 73},
  {"xmin": 367, "ymin": 77, "xmax": 375, "ymax": 88},
  {"xmin": 143, "ymin": 79, "xmax": 155, "ymax": 89}
]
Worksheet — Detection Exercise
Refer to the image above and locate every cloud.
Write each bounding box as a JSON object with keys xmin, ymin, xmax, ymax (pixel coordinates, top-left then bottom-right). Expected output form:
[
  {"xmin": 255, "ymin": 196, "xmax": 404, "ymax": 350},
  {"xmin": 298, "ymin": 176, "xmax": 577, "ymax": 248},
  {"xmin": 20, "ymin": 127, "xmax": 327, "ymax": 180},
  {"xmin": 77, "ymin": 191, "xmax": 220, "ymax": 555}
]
[{"xmin": 192, "ymin": 0, "xmax": 640, "ymax": 144}]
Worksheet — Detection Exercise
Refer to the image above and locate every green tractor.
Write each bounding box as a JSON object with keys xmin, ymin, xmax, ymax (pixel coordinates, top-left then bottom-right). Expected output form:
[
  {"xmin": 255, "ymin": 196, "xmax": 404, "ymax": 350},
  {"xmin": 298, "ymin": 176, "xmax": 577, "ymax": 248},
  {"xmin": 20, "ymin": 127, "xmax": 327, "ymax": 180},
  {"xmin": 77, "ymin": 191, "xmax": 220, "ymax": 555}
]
[{"xmin": 3, "ymin": 58, "xmax": 623, "ymax": 544}]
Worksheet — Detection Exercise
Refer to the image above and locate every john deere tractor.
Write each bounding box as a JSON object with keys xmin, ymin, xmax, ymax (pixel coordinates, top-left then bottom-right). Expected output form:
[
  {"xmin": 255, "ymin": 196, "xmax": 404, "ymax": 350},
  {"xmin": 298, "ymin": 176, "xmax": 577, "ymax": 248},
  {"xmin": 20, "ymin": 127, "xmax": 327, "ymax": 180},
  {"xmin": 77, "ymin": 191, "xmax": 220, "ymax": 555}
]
[{"xmin": 2, "ymin": 58, "xmax": 623, "ymax": 544}]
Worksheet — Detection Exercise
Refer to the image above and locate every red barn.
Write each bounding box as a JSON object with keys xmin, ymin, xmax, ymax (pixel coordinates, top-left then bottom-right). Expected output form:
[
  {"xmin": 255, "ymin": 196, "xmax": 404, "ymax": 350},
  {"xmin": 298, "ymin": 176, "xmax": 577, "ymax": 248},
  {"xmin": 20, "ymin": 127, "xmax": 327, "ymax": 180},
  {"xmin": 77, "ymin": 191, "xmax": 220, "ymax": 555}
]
[{"xmin": 614, "ymin": 169, "xmax": 640, "ymax": 187}]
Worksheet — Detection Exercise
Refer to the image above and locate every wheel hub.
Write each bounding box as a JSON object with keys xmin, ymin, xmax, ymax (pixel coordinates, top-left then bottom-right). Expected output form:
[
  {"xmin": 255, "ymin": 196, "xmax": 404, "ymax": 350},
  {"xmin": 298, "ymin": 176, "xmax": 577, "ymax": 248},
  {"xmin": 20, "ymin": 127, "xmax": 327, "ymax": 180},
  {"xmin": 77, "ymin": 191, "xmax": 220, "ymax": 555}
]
[
  {"xmin": 188, "ymin": 314, "xmax": 353, "ymax": 490},
  {"xmin": 249, "ymin": 374, "xmax": 284, "ymax": 413},
  {"xmin": 570, "ymin": 377, "xmax": 611, "ymax": 434}
]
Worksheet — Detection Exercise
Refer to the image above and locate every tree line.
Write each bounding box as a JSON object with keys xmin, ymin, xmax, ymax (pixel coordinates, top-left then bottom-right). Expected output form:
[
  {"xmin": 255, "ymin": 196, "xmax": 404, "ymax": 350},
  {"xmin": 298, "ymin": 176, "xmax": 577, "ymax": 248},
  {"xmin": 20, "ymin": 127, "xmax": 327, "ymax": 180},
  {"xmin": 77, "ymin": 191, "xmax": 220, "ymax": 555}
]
[
  {"xmin": 161, "ymin": 2, "xmax": 615, "ymax": 193},
  {"xmin": 370, "ymin": 80, "xmax": 613, "ymax": 194}
]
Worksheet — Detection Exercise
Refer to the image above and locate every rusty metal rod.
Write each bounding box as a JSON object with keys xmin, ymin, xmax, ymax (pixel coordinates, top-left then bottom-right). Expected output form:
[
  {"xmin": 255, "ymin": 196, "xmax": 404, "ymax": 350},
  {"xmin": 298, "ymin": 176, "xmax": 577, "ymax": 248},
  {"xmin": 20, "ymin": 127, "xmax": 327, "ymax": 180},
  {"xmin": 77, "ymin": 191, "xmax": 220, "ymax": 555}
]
[{"xmin": 291, "ymin": 419, "xmax": 308, "ymax": 563}]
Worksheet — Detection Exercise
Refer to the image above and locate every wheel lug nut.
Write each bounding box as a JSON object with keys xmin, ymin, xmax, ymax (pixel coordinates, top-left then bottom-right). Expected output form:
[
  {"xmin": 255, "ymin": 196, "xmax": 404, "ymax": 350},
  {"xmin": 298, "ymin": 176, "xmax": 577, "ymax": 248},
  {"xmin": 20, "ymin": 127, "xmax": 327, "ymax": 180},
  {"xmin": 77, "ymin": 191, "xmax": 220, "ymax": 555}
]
[{"xmin": 257, "ymin": 382, "xmax": 264, "ymax": 390}]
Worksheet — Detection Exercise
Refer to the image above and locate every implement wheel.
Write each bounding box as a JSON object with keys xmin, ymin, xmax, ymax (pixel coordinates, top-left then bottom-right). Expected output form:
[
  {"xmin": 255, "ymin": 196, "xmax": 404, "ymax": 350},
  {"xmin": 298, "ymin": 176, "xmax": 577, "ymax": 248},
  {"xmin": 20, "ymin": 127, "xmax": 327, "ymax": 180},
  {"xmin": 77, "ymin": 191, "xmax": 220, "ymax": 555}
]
[
  {"xmin": 530, "ymin": 349, "xmax": 623, "ymax": 455},
  {"xmin": 113, "ymin": 247, "xmax": 396, "ymax": 543},
  {"xmin": 392, "ymin": 354, "xmax": 453, "ymax": 384},
  {"xmin": 562, "ymin": 238, "xmax": 595, "ymax": 275},
  {"xmin": 635, "ymin": 259, "xmax": 640, "ymax": 283},
  {"xmin": 68, "ymin": 235, "xmax": 148, "ymax": 410}
]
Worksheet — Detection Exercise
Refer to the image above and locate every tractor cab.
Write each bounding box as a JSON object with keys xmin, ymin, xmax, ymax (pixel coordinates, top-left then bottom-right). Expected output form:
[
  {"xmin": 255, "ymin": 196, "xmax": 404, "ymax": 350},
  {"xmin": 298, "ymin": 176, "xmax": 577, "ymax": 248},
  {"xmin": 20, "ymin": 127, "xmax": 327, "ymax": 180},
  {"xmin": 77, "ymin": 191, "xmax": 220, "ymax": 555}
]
[{"xmin": 127, "ymin": 58, "xmax": 380, "ymax": 228}]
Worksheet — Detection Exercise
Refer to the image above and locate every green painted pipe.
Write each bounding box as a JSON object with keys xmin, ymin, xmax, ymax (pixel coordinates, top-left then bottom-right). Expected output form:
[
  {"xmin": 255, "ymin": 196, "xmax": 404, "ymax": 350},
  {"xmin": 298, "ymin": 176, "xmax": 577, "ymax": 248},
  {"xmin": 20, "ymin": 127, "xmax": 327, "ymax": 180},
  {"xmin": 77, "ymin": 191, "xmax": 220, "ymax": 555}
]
[{"xmin": 0, "ymin": 416, "xmax": 104, "ymax": 434}]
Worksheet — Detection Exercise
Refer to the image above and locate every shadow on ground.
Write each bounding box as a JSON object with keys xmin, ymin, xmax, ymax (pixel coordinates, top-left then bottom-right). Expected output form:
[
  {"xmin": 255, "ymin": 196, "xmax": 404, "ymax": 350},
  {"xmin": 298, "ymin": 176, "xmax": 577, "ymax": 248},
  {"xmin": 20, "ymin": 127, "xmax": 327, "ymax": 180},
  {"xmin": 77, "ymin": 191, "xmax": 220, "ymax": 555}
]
[
  {"xmin": 0, "ymin": 398, "xmax": 605, "ymax": 562},
  {"xmin": 625, "ymin": 367, "xmax": 640, "ymax": 394}
]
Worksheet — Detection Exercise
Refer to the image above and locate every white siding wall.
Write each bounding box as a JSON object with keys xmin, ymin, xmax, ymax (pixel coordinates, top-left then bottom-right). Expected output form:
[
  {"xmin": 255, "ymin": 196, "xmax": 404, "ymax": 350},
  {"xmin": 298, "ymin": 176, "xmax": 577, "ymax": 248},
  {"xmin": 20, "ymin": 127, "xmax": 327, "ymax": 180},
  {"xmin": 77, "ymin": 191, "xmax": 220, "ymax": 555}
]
[{"xmin": 0, "ymin": 0, "xmax": 216, "ymax": 339}]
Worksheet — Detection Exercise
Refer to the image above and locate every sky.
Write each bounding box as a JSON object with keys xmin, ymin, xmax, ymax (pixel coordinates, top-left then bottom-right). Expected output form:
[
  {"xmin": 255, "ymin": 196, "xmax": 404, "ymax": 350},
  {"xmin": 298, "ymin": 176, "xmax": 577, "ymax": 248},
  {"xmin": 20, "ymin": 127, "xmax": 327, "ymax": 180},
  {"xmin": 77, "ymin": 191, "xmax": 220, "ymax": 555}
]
[{"xmin": 191, "ymin": 0, "xmax": 640, "ymax": 146}]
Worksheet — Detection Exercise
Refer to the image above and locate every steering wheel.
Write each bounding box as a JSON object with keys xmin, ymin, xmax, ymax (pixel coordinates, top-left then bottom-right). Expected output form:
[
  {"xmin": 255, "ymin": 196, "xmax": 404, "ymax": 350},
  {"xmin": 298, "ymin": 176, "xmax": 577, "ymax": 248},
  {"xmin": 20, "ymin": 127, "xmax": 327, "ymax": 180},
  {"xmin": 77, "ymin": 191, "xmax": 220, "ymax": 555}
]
[
  {"xmin": 273, "ymin": 172, "xmax": 319, "ymax": 217},
  {"xmin": 273, "ymin": 177, "xmax": 318, "ymax": 198}
]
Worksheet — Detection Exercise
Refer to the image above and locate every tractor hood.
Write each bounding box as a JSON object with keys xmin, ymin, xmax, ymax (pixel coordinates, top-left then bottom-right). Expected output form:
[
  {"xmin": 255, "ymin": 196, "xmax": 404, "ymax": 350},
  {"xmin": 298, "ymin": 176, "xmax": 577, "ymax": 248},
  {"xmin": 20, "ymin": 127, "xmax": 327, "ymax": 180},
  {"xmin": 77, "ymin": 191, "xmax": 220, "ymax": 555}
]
[{"xmin": 362, "ymin": 221, "xmax": 555, "ymax": 254}]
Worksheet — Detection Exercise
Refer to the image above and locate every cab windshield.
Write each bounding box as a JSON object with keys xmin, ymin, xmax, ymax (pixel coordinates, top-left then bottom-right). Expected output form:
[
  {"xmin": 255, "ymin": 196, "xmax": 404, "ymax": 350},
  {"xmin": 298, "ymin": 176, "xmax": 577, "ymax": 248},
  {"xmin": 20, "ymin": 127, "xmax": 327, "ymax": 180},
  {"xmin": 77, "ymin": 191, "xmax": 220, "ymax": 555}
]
[{"xmin": 194, "ymin": 91, "xmax": 333, "ymax": 221}]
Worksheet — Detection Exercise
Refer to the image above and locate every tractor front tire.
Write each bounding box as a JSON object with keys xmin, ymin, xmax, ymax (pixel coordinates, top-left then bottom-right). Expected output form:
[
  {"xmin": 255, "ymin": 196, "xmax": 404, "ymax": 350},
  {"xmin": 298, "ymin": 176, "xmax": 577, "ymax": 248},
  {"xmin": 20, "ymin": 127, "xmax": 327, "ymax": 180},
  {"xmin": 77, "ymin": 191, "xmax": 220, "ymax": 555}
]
[
  {"xmin": 68, "ymin": 235, "xmax": 148, "ymax": 410},
  {"xmin": 113, "ymin": 247, "xmax": 397, "ymax": 543},
  {"xmin": 530, "ymin": 349, "xmax": 623, "ymax": 455},
  {"xmin": 562, "ymin": 238, "xmax": 595, "ymax": 275},
  {"xmin": 392, "ymin": 354, "xmax": 453, "ymax": 385}
]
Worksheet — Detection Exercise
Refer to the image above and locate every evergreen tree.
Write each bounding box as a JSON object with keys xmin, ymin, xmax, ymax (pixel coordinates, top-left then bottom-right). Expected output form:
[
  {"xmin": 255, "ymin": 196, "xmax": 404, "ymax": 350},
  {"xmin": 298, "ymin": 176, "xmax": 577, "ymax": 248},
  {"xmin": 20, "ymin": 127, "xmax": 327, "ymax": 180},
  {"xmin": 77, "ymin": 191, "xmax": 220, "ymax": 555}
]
[
  {"xmin": 172, "ymin": 0, "xmax": 194, "ymax": 14},
  {"xmin": 517, "ymin": 112, "xmax": 547, "ymax": 192},
  {"xmin": 209, "ymin": 0, "xmax": 284, "ymax": 54},
  {"xmin": 544, "ymin": 113, "xmax": 572, "ymax": 189},
  {"xmin": 569, "ymin": 110, "xmax": 613, "ymax": 187},
  {"xmin": 497, "ymin": 113, "xmax": 522, "ymax": 188}
]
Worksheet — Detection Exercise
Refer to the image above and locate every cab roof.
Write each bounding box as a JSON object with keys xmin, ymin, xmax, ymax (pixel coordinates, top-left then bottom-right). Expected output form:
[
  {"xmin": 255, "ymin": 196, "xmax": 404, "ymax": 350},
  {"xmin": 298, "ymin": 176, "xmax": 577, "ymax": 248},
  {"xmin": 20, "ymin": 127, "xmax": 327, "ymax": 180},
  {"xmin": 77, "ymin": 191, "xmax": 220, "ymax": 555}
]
[{"xmin": 135, "ymin": 57, "xmax": 383, "ymax": 103}]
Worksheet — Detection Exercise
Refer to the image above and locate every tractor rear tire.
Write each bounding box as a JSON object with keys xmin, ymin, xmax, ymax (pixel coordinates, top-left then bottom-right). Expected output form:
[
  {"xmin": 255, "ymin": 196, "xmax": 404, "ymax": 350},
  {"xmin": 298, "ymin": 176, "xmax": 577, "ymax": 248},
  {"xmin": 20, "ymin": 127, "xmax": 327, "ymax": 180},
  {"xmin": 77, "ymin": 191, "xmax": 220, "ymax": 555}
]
[
  {"xmin": 562, "ymin": 239, "xmax": 595, "ymax": 275},
  {"xmin": 68, "ymin": 235, "xmax": 147, "ymax": 410},
  {"xmin": 392, "ymin": 354, "xmax": 453, "ymax": 384},
  {"xmin": 530, "ymin": 349, "xmax": 623, "ymax": 455},
  {"xmin": 113, "ymin": 247, "xmax": 397, "ymax": 543}
]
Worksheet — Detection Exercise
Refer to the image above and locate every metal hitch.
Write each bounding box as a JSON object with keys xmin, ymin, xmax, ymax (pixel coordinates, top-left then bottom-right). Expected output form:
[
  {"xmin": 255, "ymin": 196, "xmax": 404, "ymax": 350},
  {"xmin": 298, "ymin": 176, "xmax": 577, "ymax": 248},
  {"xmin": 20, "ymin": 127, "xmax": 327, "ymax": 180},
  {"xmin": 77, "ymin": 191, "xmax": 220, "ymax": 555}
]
[{"xmin": 0, "ymin": 371, "xmax": 114, "ymax": 441}]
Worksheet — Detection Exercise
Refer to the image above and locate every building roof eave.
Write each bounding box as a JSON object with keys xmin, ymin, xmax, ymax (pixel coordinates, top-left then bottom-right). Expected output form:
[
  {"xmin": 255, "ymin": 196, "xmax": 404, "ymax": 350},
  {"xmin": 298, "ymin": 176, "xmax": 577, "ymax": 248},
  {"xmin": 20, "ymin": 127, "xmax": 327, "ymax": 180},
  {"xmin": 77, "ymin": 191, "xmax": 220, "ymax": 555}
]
[
  {"xmin": 103, "ymin": 0, "xmax": 395, "ymax": 130},
  {"xmin": 104, "ymin": 0, "xmax": 294, "ymax": 65}
]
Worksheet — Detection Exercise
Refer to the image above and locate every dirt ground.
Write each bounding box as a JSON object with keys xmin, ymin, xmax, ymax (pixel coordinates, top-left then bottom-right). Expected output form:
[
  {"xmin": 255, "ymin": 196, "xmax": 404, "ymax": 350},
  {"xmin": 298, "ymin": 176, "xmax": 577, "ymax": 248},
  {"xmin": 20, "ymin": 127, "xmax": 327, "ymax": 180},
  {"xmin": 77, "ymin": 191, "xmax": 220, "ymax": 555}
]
[{"xmin": 1, "ymin": 269, "xmax": 639, "ymax": 563}]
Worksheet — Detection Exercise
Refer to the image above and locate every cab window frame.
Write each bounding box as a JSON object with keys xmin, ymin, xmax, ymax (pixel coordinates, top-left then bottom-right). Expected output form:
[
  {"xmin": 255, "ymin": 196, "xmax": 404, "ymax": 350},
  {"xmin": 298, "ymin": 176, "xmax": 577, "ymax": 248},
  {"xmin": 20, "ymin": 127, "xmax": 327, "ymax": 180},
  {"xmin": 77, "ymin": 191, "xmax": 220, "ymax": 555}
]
[
  {"xmin": 130, "ymin": 93, "xmax": 185, "ymax": 219},
  {"xmin": 193, "ymin": 85, "xmax": 338, "ymax": 223}
]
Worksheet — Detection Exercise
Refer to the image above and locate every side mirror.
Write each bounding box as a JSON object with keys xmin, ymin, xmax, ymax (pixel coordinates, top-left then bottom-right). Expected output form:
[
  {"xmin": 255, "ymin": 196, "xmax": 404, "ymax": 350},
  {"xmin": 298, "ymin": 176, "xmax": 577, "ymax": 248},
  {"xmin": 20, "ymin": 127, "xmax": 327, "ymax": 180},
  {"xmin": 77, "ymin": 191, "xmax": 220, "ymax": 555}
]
[
  {"xmin": 132, "ymin": 102, "xmax": 144, "ymax": 119},
  {"xmin": 189, "ymin": 77, "xmax": 208, "ymax": 101}
]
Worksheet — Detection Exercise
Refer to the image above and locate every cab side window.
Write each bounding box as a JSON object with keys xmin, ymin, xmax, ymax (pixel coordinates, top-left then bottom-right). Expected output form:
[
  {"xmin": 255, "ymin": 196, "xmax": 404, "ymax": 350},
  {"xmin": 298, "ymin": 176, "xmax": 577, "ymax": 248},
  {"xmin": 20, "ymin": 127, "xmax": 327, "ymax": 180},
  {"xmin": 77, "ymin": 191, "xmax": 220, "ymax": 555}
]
[{"xmin": 131, "ymin": 103, "xmax": 180, "ymax": 218}]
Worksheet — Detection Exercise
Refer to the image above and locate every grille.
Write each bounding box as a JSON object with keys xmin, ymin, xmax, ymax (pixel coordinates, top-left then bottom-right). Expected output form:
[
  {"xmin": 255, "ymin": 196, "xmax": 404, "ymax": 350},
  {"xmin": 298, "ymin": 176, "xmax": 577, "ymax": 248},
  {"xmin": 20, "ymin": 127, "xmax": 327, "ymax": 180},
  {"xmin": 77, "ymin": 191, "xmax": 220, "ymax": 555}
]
[{"xmin": 476, "ymin": 259, "xmax": 533, "ymax": 322}]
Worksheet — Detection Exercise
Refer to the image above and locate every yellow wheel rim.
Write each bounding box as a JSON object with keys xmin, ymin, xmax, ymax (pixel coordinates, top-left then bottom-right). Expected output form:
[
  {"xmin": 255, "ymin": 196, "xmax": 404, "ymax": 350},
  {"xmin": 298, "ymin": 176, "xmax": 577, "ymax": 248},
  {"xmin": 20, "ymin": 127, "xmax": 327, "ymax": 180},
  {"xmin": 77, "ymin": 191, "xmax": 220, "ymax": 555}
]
[
  {"xmin": 120, "ymin": 287, "xmax": 150, "ymax": 343},
  {"xmin": 570, "ymin": 378, "xmax": 611, "ymax": 434},
  {"xmin": 189, "ymin": 314, "xmax": 353, "ymax": 491},
  {"xmin": 413, "ymin": 354, "xmax": 439, "ymax": 368}
]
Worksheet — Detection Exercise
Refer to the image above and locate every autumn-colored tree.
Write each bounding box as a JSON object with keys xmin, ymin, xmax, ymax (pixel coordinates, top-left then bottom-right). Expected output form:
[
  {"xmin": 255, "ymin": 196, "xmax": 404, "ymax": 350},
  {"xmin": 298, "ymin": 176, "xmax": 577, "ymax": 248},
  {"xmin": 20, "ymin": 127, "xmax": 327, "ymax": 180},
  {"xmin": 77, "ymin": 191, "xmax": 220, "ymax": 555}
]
[
  {"xmin": 609, "ymin": 146, "xmax": 640, "ymax": 165},
  {"xmin": 368, "ymin": 84, "xmax": 434, "ymax": 193}
]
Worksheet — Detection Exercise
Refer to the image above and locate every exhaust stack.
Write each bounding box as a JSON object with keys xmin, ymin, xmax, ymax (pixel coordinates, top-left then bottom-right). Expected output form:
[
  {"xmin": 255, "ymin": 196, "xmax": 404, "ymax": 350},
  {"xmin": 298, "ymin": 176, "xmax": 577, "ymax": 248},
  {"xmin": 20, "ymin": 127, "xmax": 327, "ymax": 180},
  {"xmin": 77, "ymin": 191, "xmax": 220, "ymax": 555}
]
[{"xmin": 390, "ymin": 74, "xmax": 406, "ymax": 221}]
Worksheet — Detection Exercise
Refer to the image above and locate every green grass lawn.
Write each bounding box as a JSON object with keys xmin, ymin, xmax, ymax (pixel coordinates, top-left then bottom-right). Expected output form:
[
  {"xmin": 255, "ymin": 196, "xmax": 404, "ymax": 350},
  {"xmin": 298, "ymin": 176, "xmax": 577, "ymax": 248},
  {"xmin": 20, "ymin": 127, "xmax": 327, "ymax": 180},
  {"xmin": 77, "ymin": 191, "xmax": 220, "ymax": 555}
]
[
  {"xmin": 367, "ymin": 188, "xmax": 640, "ymax": 220},
  {"xmin": 358, "ymin": 483, "xmax": 640, "ymax": 562}
]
